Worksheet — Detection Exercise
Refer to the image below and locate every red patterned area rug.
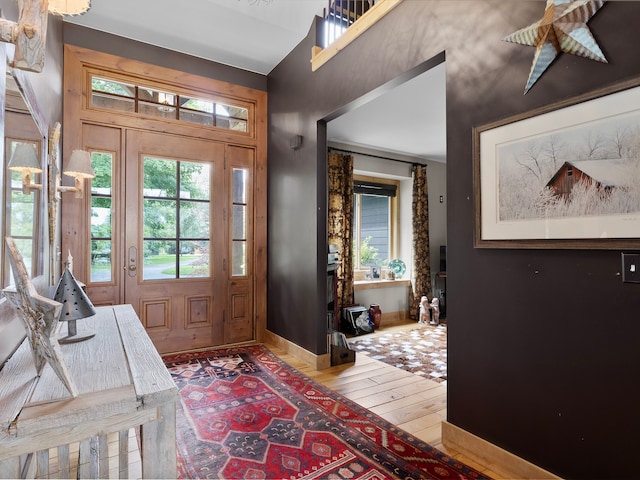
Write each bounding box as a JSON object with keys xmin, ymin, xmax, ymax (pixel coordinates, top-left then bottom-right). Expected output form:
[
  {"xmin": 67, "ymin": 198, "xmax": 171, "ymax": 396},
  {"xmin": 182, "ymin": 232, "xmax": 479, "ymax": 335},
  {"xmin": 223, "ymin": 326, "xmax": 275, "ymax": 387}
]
[{"xmin": 164, "ymin": 345, "xmax": 489, "ymax": 479}]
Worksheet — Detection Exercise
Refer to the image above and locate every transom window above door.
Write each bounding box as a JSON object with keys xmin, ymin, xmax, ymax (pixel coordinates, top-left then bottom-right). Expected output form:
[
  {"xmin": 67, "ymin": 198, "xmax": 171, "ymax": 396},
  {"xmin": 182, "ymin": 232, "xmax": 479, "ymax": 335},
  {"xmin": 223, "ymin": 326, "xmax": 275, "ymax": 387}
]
[{"xmin": 89, "ymin": 75, "xmax": 250, "ymax": 133}]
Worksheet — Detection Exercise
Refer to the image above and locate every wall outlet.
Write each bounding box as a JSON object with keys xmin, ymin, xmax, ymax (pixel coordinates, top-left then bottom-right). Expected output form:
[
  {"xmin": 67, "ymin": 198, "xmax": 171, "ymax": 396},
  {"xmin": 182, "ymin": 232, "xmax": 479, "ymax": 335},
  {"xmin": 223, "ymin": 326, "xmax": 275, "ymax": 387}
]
[{"xmin": 621, "ymin": 253, "xmax": 640, "ymax": 283}]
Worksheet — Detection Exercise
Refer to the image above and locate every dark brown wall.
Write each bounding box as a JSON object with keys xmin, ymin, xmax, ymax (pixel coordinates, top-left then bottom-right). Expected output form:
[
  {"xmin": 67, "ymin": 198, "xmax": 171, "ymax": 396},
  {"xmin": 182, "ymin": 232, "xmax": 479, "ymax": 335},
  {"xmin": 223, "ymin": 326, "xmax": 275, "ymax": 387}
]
[
  {"xmin": 63, "ymin": 24, "xmax": 267, "ymax": 92},
  {"xmin": 267, "ymin": 1, "xmax": 640, "ymax": 477}
]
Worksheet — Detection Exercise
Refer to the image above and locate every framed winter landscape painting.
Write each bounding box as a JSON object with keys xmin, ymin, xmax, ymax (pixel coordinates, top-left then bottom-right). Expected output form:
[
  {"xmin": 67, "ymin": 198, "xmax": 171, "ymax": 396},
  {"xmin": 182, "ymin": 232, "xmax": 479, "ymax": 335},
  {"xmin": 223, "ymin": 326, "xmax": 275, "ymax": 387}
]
[{"xmin": 474, "ymin": 78, "xmax": 640, "ymax": 249}]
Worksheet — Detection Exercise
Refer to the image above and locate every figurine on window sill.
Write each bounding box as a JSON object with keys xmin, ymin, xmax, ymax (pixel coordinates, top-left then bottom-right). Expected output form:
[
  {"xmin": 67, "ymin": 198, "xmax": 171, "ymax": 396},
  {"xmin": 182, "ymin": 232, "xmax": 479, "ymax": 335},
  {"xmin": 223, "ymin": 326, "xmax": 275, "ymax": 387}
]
[
  {"xmin": 429, "ymin": 297, "xmax": 440, "ymax": 326},
  {"xmin": 419, "ymin": 295, "xmax": 440, "ymax": 326},
  {"xmin": 418, "ymin": 295, "xmax": 430, "ymax": 324}
]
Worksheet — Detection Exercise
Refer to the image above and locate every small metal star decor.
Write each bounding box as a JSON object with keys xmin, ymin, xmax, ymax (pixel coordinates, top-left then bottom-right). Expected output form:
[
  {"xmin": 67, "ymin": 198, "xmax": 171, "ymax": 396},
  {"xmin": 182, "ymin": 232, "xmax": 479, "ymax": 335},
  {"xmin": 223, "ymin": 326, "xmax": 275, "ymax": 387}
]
[
  {"xmin": 503, "ymin": 0, "xmax": 607, "ymax": 94},
  {"xmin": 2, "ymin": 237, "xmax": 78, "ymax": 397}
]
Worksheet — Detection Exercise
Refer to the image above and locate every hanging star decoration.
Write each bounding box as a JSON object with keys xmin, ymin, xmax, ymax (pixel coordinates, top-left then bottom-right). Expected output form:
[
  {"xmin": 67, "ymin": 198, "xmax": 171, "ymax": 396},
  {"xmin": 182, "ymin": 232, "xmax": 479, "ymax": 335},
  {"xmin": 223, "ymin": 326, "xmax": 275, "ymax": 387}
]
[
  {"xmin": 2, "ymin": 237, "xmax": 78, "ymax": 397},
  {"xmin": 503, "ymin": 0, "xmax": 607, "ymax": 94}
]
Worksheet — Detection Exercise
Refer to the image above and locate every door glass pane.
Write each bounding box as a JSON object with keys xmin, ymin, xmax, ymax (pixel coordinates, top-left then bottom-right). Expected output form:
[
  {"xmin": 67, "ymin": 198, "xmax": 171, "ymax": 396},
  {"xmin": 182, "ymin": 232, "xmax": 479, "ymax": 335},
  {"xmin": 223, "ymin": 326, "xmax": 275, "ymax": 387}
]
[
  {"xmin": 91, "ymin": 152, "xmax": 113, "ymax": 195},
  {"xmin": 181, "ymin": 96, "xmax": 213, "ymax": 114},
  {"xmin": 180, "ymin": 162, "xmax": 210, "ymax": 200},
  {"xmin": 144, "ymin": 158, "xmax": 177, "ymax": 197},
  {"xmin": 90, "ymin": 151, "xmax": 114, "ymax": 283},
  {"xmin": 90, "ymin": 197, "xmax": 112, "ymax": 282},
  {"xmin": 92, "ymin": 77, "xmax": 134, "ymax": 97},
  {"xmin": 143, "ymin": 199, "xmax": 177, "ymax": 238},
  {"xmin": 92, "ymin": 92, "xmax": 135, "ymax": 112},
  {"xmin": 91, "ymin": 77, "xmax": 135, "ymax": 112},
  {"xmin": 232, "ymin": 168, "xmax": 247, "ymax": 203},
  {"xmin": 232, "ymin": 241, "xmax": 246, "ymax": 277},
  {"xmin": 91, "ymin": 240, "xmax": 112, "ymax": 282},
  {"xmin": 142, "ymin": 156, "xmax": 211, "ymax": 280},
  {"xmin": 231, "ymin": 168, "xmax": 248, "ymax": 277},
  {"xmin": 180, "ymin": 201, "xmax": 209, "ymax": 238},
  {"xmin": 91, "ymin": 197, "xmax": 112, "ymax": 235},
  {"xmin": 139, "ymin": 100, "xmax": 177, "ymax": 119},
  {"xmin": 232, "ymin": 205, "xmax": 246, "ymax": 239},
  {"xmin": 143, "ymin": 240, "xmax": 177, "ymax": 280},
  {"xmin": 180, "ymin": 110, "xmax": 213, "ymax": 127},
  {"xmin": 179, "ymin": 240, "xmax": 210, "ymax": 277}
]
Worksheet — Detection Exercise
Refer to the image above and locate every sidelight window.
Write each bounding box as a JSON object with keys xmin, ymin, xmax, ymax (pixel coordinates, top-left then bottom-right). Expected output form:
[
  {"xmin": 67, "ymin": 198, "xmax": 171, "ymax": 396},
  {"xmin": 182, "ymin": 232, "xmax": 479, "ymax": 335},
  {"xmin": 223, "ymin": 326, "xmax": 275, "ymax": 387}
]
[
  {"xmin": 231, "ymin": 168, "xmax": 248, "ymax": 276},
  {"xmin": 90, "ymin": 151, "xmax": 115, "ymax": 283}
]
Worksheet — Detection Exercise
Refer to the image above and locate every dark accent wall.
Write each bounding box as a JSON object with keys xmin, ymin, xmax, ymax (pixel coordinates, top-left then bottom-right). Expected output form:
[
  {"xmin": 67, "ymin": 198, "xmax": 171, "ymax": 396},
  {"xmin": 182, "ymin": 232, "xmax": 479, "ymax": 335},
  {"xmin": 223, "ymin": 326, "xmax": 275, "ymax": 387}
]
[
  {"xmin": 267, "ymin": 1, "xmax": 640, "ymax": 477},
  {"xmin": 63, "ymin": 24, "xmax": 267, "ymax": 92}
]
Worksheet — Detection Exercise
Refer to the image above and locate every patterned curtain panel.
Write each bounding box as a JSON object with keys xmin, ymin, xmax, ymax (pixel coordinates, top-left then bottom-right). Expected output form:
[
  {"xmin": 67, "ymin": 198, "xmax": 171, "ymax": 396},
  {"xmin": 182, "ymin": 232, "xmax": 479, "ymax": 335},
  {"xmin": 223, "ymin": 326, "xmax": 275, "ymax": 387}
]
[
  {"xmin": 327, "ymin": 152, "xmax": 354, "ymax": 309},
  {"xmin": 410, "ymin": 164, "xmax": 431, "ymax": 319}
]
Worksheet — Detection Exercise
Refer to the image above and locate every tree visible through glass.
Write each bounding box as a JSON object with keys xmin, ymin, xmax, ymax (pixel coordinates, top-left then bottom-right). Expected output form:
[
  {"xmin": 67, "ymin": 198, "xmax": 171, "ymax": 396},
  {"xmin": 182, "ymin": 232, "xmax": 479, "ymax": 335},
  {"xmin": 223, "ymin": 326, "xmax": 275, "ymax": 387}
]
[{"xmin": 142, "ymin": 157, "xmax": 211, "ymax": 280}]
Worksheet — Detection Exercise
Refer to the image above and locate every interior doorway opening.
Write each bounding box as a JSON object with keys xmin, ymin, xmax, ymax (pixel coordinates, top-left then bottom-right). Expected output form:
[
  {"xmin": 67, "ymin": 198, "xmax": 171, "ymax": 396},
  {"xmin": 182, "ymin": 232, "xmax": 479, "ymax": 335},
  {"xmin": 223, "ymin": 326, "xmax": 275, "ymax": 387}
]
[{"xmin": 324, "ymin": 55, "xmax": 447, "ymax": 334}]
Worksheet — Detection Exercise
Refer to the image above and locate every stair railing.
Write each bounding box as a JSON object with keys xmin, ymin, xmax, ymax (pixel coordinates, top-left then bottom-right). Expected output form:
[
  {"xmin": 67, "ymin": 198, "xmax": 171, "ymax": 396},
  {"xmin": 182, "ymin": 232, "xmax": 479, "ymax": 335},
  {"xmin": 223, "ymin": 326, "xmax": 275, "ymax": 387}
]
[{"xmin": 311, "ymin": 0, "xmax": 403, "ymax": 71}]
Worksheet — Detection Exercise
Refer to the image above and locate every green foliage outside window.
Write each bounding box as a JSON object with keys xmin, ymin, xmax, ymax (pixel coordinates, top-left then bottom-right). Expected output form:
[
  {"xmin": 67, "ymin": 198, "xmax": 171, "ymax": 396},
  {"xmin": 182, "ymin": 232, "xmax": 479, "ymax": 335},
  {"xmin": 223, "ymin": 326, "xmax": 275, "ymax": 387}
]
[{"xmin": 354, "ymin": 235, "xmax": 379, "ymax": 267}]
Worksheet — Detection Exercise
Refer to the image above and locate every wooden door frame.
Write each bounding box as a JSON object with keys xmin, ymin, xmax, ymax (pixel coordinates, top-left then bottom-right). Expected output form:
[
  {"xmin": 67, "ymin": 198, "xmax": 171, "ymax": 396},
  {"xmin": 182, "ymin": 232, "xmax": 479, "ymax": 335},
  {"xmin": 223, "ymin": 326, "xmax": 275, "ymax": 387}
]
[{"xmin": 61, "ymin": 45, "xmax": 267, "ymax": 345}]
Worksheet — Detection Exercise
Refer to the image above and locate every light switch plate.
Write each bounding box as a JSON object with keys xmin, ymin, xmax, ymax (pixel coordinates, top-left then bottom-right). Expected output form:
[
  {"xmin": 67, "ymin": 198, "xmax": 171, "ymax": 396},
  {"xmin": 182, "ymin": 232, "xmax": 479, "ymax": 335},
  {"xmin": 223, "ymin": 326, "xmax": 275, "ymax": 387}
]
[{"xmin": 621, "ymin": 253, "xmax": 640, "ymax": 283}]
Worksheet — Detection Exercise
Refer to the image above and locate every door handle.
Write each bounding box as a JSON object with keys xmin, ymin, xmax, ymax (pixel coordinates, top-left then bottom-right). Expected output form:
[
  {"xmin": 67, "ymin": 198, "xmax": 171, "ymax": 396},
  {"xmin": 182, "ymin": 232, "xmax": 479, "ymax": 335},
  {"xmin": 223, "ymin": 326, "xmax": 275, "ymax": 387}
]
[{"xmin": 127, "ymin": 246, "xmax": 137, "ymax": 277}]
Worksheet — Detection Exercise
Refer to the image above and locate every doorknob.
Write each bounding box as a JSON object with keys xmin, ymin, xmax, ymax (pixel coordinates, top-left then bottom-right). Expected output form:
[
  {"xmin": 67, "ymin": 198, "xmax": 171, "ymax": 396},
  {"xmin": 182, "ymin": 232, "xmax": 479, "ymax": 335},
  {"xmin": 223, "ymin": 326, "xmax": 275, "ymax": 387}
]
[{"xmin": 127, "ymin": 246, "xmax": 137, "ymax": 278}]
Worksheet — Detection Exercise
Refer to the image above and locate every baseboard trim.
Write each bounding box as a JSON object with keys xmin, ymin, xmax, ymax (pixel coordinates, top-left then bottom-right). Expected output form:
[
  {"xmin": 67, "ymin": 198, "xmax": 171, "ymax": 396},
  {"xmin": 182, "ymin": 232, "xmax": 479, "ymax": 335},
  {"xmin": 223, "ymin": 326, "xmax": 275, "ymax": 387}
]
[
  {"xmin": 441, "ymin": 422, "xmax": 561, "ymax": 479},
  {"xmin": 264, "ymin": 330, "xmax": 331, "ymax": 370},
  {"xmin": 379, "ymin": 310, "xmax": 410, "ymax": 327}
]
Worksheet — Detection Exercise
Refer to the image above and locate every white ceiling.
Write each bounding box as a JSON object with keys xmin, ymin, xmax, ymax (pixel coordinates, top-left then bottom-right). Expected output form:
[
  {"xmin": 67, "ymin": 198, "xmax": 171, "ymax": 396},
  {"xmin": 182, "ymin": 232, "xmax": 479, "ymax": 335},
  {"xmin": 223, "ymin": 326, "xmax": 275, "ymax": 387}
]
[
  {"xmin": 327, "ymin": 63, "xmax": 446, "ymax": 162},
  {"xmin": 65, "ymin": 0, "xmax": 446, "ymax": 162}
]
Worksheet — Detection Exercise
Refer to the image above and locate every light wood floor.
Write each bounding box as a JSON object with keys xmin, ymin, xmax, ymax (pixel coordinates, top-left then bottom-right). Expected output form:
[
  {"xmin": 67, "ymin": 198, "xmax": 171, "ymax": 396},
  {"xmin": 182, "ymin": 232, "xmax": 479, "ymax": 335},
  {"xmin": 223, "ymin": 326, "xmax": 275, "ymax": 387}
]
[
  {"xmin": 265, "ymin": 322, "xmax": 505, "ymax": 479},
  {"xmin": 41, "ymin": 323, "xmax": 503, "ymax": 479}
]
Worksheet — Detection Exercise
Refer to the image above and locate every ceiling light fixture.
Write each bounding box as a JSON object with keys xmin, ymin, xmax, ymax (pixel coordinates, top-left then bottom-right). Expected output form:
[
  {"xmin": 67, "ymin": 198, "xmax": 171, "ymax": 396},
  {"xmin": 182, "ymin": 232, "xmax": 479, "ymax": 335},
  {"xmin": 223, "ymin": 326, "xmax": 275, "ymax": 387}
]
[
  {"xmin": 157, "ymin": 92, "xmax": 176, "ymax": 112},
  {"xmin": 0, "ymin": 0, "xmax": 90, "ymax": 72},
  {"xmin": 48, "ymin": 0, "xmax": 91, "ymax": 16}
]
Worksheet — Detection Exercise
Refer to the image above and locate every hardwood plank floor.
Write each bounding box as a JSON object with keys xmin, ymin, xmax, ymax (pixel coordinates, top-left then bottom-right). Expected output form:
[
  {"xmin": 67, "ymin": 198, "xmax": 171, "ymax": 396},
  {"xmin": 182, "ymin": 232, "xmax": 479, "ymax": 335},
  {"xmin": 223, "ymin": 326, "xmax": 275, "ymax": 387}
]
[
  {"xmin": 265, "ymin": 323, "xmax": 506, "ymax": 479},
  {"xmin": 37, "ymin": 323, "xmax": 515, "ymax": 479}
]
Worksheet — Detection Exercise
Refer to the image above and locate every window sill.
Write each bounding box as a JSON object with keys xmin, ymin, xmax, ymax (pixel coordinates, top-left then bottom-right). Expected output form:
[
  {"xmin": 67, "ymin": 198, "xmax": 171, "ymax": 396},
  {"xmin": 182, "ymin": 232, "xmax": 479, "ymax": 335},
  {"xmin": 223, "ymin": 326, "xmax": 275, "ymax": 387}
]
[{"xmin": 354, "ymin": 279, "xmax": 411, "ymax": 291}]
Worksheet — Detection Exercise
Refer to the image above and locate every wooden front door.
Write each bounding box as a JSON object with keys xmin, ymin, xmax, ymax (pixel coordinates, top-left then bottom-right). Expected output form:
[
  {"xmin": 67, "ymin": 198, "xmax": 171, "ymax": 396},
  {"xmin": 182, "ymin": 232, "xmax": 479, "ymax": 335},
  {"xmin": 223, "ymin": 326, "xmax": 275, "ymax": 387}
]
[
  {"xmin": 124, "ymin": 130, "xmax": 228, "ymax": 354},
  {"xmin": 62, "ymin": 46, "xmax": 267, "ymax": 353}
]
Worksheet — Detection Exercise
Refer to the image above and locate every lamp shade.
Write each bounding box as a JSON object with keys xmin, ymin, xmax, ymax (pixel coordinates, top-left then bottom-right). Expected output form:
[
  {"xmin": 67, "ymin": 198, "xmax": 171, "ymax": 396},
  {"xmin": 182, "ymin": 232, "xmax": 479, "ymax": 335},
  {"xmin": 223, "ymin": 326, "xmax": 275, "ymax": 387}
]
[
  {"xmin": 8, "ymin": 143, "xmax": 41, "ymax": 173},
  {"xmin": 48, "ymin": 0, "xmax": 91, "ymax": 16},
  {"xmin": 53, "ymin": 267, "xmax": 96, "ymax": 321},
  {"xmin": 64, "ymin": 150, "xmax": 95, "ymax": 179}
]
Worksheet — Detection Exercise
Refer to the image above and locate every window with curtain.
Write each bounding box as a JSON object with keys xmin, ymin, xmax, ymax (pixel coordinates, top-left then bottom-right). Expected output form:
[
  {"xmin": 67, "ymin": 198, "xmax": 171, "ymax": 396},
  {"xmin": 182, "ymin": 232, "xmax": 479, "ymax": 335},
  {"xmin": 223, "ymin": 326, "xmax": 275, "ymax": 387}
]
[{"xmin": 352, "ymin": 177, "xmax": 398, "ymax": 271}]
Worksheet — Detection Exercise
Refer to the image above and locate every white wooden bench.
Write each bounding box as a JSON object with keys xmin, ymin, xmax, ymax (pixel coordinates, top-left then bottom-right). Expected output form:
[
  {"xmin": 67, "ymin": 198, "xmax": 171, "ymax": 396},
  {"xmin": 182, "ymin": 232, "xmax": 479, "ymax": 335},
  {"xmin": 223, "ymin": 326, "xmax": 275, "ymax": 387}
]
[{"xmin": 0, "ymin": 304, "xmax": 178, "ymax": 479}]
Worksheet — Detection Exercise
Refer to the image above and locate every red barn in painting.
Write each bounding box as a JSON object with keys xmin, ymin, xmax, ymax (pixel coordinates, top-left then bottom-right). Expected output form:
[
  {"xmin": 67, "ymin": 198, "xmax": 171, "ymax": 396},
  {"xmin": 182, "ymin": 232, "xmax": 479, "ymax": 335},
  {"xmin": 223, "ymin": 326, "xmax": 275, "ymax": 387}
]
[{"xmin": 545, "ymin": 160, "xmax": 626, "ymax": 198}]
